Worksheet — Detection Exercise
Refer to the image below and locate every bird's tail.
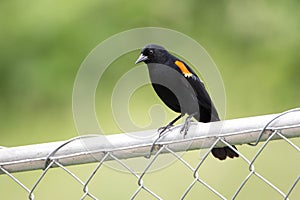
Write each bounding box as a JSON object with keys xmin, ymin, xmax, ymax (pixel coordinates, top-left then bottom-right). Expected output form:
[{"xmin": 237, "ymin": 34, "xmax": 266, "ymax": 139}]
[
  {"xmin": 208, "ymin": 104, "xmax": 239, "ymax": 160},
  {"xmin": 211, "ymin": 145, "xmax": 239, "ymax": 160}
]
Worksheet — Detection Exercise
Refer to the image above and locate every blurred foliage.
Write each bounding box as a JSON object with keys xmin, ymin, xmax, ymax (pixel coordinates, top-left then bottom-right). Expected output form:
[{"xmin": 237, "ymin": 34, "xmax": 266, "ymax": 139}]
[{"xmin": 0, "ymin": 0, "xmax": 299, "ymax": 199}]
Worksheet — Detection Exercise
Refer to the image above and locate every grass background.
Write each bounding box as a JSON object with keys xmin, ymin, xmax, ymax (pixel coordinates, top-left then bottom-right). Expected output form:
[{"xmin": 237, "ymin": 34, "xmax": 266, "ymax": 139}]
[{"xmin": 0, "ymin": 0, "xmax": 299, "ymax": 199}]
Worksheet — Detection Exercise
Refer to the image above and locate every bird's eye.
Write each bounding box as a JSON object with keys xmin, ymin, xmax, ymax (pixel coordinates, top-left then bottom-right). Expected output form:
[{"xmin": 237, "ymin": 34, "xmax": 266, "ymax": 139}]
[{"xmin": 148, "ymin": 49, "xmax": 154, "ymax": 54}]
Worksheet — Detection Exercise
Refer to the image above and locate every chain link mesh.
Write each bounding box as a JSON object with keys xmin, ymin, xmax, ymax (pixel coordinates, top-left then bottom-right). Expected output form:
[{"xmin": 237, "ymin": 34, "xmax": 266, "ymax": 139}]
[{"xmin": 1, "ymin": 109, "xmax": 299, "ymax": 199}]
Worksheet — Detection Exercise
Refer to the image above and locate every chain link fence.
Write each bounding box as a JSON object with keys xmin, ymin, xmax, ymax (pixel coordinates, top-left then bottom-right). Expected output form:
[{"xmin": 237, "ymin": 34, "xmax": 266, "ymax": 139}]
[{"xmin": 1, "ymin": 109, "xmax": 300, "ymax": 199}]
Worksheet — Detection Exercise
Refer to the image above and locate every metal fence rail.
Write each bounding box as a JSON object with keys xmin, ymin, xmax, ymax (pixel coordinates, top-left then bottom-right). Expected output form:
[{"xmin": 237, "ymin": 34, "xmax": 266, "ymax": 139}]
[{"xmin": 1, "ymin": 108, "xmax": 300, "ymax": 199}]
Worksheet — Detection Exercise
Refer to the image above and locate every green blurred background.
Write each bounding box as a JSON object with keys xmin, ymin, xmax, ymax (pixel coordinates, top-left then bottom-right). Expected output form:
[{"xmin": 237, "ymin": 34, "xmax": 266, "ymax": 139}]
[{"xmin": 0, "ymin": 0, "xmax": 299, "ymax": 199}]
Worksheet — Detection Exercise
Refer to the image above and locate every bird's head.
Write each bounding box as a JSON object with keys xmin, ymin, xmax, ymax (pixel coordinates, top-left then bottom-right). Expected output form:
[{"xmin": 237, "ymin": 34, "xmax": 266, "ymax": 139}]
[{"xmin": 135, "ymin": 44, "xmax": 169, "ymax": 64}]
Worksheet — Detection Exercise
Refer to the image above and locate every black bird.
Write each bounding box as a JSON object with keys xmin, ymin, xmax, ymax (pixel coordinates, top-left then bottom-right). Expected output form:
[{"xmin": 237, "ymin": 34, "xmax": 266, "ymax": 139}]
[{"xmin": 135, "ymin": 44, "xmax": 239, "ymax": 160}]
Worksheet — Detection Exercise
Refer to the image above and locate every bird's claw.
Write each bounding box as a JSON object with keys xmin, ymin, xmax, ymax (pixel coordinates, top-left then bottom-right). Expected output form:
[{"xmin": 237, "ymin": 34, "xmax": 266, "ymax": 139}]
[
  {"xmin": 180, "ymin": 115, "xmax": 193, "ymax": 137},
  {"xmin": 180, "ymin": 122, "xmax": 190, "ymax": 137},
  {"xmin": 158, "ymin": 124, "xmax": 173, "ymax": 136}
]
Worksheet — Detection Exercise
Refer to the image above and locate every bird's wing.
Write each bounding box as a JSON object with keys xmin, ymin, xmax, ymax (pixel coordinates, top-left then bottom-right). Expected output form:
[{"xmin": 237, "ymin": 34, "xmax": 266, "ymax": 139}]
[{"xmin": 174, "ymin": 60, "xmax": 220, "ymax": 122}]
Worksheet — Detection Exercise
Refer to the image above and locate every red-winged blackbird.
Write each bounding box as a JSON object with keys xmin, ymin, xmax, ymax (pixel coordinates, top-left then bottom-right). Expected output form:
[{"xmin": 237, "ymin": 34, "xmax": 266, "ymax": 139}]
[{"xmin": 135, "ymin": 44, "xmax": 239, "ymax": 160}]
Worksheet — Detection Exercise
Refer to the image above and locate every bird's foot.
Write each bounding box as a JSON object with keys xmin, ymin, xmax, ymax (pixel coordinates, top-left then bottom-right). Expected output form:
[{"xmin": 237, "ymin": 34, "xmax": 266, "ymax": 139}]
[
  {"xmin": 145, "ymin": 124, "xmax": 174, "ymax": 159},
  {"xmin": 180, "ymin": 115, "xmax": 194, "ymax": 137},
  {"xmin": 158, "ymin": 124, "xmax": 173, "ymax": 136}
]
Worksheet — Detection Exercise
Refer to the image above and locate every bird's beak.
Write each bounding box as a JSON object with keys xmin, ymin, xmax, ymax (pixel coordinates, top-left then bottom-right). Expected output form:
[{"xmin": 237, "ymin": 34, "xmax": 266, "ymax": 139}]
[{"xmin": 135, "ymin": 54, "xmax": 148, "ymax": 64}]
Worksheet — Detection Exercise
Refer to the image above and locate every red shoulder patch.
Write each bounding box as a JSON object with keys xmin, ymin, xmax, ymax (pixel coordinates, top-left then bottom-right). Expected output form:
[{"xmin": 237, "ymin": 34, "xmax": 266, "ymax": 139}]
[{"xmin": 174, "ymin": 60, "xmax": 193, "ymax": 78}]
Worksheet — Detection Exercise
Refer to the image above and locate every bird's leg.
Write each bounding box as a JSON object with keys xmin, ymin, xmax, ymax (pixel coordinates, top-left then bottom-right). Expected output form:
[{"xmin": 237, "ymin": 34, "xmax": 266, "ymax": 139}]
[
  {"xmin": 180, "ymin": 113, "xmax": 197, "ymax": 137},
  {"xmin": 145, "ymin": 114, "xmax": 183, "ymax": 158},
  {"xmin": 158, "ymin": 114, "xmax": 183, "ymax": 136}
]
